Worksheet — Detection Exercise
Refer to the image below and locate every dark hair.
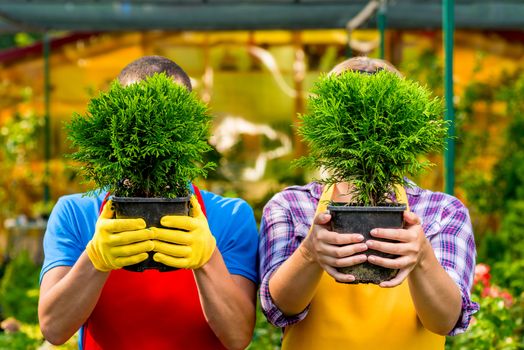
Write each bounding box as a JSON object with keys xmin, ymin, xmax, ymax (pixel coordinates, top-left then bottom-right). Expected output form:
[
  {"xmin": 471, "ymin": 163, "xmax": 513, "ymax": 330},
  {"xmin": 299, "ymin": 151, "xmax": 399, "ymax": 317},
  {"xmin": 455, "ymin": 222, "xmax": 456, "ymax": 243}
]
[
  {"xmin": 117, "ymin": 55, "xmax": 192, "ymax": 91},
  {"xmin": 329, "ymin": 56, "xmax": 402, "ymax": 77}
]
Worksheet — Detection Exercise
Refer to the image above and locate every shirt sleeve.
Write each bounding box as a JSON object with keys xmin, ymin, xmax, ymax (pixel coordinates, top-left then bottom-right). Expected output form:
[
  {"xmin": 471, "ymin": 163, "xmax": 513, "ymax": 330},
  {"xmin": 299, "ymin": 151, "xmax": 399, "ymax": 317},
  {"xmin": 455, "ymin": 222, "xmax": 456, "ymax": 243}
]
[
  {"xmin": 40, "ymin": 195, "xmax": 95, "ymax": 283},
  {"xmin": 427, "ymin": 196, "xmax": 479, "ymax": 335},
  {"xmin": 208, "ymin": 195, "xmax": 259, "ymax": 284},
  {"xmin": 258, "ymin": 194, "xmax": 311, "ymax": 327}
]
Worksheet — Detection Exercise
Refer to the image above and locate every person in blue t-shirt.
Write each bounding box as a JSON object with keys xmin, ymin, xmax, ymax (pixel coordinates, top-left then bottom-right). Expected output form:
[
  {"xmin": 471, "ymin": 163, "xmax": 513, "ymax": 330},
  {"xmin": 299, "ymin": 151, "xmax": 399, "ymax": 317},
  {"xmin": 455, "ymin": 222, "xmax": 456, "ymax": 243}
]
[{"xmin": 38, "ymin": 56, "xmax": 258, "ymax": 350}]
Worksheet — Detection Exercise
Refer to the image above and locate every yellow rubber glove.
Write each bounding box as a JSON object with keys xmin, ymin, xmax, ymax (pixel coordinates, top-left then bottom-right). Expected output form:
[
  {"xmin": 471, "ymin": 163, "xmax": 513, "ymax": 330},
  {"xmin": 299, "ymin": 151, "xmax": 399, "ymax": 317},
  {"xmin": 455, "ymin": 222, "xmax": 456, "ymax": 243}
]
[
  {"xmin": 86, "ymin": 200, "xmax": 155, "ymax": 272},
  {"xmin": 151, "ymin": 195, "xmax": 216, "ymax": 269}
]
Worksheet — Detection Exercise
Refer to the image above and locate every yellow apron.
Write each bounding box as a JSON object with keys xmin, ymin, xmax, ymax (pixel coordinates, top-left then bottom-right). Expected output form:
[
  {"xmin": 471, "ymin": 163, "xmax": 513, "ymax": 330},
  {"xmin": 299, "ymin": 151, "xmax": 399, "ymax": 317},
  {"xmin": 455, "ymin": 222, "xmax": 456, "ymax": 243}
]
[{"xmin": 282, "ymin": 185, "xmax": 444, "ymax": 350}]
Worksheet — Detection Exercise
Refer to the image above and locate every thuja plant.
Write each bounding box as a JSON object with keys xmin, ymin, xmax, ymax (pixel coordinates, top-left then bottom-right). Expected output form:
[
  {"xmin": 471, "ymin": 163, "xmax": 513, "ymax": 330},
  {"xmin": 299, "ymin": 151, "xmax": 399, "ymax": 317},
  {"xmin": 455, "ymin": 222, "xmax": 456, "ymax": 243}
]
[
  {"xmin": 67, "ymin": 73, "xmax": 215, "ymax": 198},
  {"xmin": 295, "ymin": 70, "xmax": 448, "ymax": 206}
]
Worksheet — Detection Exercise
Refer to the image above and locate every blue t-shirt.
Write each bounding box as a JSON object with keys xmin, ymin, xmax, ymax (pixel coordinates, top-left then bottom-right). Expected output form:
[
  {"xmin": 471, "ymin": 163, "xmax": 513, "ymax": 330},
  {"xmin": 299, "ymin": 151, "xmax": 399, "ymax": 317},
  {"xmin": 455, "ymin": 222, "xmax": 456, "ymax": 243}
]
[{"xmin": 40, "ymin": 189, "xmax": 259, "ymax": 284}]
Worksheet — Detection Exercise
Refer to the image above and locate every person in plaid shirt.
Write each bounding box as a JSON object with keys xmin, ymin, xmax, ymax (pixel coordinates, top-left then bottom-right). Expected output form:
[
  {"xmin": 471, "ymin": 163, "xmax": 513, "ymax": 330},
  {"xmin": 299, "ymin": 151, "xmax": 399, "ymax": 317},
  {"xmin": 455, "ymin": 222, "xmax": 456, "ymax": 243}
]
[{"xmin": 258, "ymin": 57, "xmax": 478, "ymax": 350}]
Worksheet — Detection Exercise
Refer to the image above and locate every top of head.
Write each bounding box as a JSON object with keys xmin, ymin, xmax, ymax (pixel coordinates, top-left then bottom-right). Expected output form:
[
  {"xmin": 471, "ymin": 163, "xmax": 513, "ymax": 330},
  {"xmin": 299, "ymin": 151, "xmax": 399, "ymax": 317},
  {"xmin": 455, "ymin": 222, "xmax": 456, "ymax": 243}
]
[
  {"xmin": 117, "ymin": 55, "xmax": 192, "ymax": 91},
  {"xmin": 329, "ymin": 56, "xmax": 402, "ymax": 78}
]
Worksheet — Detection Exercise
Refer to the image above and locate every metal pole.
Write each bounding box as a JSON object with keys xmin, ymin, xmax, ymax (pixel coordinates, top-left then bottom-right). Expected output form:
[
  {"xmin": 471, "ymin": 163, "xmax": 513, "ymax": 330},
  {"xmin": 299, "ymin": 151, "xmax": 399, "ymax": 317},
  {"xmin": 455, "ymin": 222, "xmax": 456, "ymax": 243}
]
[
  {"xmin": 293, "ymin": 31, "xmax": 306, "ymax": 158},
  {"xmin": 378, "ymin": 1, "xmax": 387, "ymax": 59},
  {"xmin": 443, "ymin": 0, "xmax": 455, "ymax": 195},
  {"xmin": 43, "ymin": 32, "xmax": 51, "ymax": 203}
]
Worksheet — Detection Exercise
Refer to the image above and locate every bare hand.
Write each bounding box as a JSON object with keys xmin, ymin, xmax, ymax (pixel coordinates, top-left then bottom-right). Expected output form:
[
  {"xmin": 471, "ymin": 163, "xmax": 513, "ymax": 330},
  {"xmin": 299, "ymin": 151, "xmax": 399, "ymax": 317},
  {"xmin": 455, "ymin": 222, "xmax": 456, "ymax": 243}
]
[
  {"xmin": 299, "ymin": 211, "xmax": 368, "ymax": 283},
  {"xmin": 366, "ymin": 211, "xmax": 430, "ymax": 288}
]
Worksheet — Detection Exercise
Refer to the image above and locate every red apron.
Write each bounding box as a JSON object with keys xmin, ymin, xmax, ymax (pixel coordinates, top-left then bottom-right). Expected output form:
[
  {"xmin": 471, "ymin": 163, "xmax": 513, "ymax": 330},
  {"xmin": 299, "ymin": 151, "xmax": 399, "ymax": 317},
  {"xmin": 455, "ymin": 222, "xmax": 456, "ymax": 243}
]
[{"xmin": 83, "ymin": 186, "xmax": 226, "ymax": 349}]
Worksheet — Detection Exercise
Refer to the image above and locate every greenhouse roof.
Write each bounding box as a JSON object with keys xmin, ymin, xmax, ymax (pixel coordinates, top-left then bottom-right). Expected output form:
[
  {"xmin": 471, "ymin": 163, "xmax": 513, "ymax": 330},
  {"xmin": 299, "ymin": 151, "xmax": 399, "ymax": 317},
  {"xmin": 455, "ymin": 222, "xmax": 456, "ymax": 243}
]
[{"xmin": 0, "ymin": 0, "xmax": 523, "ymax": 32}]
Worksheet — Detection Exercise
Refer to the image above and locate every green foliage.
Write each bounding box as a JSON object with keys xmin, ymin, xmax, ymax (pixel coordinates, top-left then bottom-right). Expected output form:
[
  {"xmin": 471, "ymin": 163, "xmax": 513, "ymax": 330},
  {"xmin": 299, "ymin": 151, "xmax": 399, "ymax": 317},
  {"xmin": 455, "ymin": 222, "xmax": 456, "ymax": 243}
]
[
  {"xmin": 462, "ymin": 201, "xmax": 524, "ymax": 350},
  {"xmin": 0, "ymin": 109, "xmax": 43, "ymax": 165},
  {"xmin": 0, "ymin": 33, "xmax": 42, "ymax": 50},
  {"xmin": 482, "ymin": 201, "xmax": 524, "ymax": 296},
  {"xmin": 491, "ymin": 73, "xmax": 524, "ymax": 213},
  {"xmin": 491, "ymin": 260, "xmax": 524, "ymax": 300},
  {"xmin": 0, "ymin": 252, "xmax": 40, "ymax": 324},
  {"xmin": 0, "ymin": 104, "xmax": 45, "ymax": 218},
  {"xmin": 400, "ymin": 49, "xmax": 443, "ymax": 96},
  {"xmin": 0, "ymin": 330, "xmax": 41, "ymax": 350},
  {"xmin": 446, "ymin": 265, "xmax": 524, "ymax": 350},
  {"xmin": 0, "ymin": 323, "xmax": 76, "ymax": 350},
  {"xmin": 67, "ymin": 73, "xmax": 215, "ymax": 198},
  {"xmin": 446, "ymin": 293, "xmax": 523, "ymax": 350},
  {"xmin": 454, "ymin": 70, "xmax": 523, "ymax": 223},
  {"xmin": 247, "ymin": 303, "xmax": 281, "ymax": 350},
  {"xmin": 294, "ymin": 70, "xmax": 447, "ymax": 205},
  {"xmin": 467, "ymin": 71, "xmax": 524, "ymax": 298}
]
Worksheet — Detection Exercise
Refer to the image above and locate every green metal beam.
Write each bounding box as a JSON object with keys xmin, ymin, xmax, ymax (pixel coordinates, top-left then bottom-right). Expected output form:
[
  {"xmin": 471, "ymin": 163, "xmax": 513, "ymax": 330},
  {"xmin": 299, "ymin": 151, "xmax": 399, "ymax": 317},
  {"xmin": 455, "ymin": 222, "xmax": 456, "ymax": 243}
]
[
  {"xmin": 443, "ymin": 0, "xmax": 455, "ymax": 195},
  {"xmin": 0, "ymin": 2, "xmax": 523, "ymax": 32}
]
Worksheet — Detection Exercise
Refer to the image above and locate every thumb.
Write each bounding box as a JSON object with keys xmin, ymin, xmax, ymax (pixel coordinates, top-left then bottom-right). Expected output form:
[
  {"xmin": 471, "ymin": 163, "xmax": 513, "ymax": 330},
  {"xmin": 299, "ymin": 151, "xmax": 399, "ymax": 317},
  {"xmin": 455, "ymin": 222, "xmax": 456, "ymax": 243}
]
[
  {"xmin": 189, "ymin": 195, "xmax": 205, "ymax": 219},
  {"xmin": 403, "ymin": 211, "xmax": 421, "ymax": 226},
  {"xmin": 314, "ymin": 211, "xmax": 331, "ymax": 226},
  {"xmin": 99, "ymin": 199, "xmax": 115, "ymax": 220}
]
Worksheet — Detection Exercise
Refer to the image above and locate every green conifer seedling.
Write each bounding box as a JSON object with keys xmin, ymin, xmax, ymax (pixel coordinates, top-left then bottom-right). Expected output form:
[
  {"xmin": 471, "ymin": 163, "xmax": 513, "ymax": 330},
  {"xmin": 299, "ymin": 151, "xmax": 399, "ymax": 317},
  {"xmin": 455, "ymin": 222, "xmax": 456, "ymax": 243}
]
[
  {"xmin": 67, "ymin": 73, "xmax": 215, "ymax": 198},
  {"xmin": 294, "ymin": 70, "xmax": 448, "ymax": 206}
]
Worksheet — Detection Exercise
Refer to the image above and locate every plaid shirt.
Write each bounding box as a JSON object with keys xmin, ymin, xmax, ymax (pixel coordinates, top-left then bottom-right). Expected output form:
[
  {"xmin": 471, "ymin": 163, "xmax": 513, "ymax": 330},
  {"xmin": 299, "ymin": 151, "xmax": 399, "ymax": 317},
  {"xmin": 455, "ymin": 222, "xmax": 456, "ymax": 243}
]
[{"xmin": 259, "ymin": 181, "xmax": 479, "ymax": 335}]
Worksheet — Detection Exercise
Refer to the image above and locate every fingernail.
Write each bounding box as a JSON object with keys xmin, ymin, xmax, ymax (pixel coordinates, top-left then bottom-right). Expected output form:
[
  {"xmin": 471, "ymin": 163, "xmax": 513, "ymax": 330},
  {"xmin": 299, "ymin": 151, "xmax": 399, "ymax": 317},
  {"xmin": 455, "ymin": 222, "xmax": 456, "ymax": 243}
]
[
  {"xmin": 366, "ymin": 240, "xmax": 374, "ymax": 247},
  {"xmin": 370, "ymin": 229, "xmax": 377, "ymax": 235}
]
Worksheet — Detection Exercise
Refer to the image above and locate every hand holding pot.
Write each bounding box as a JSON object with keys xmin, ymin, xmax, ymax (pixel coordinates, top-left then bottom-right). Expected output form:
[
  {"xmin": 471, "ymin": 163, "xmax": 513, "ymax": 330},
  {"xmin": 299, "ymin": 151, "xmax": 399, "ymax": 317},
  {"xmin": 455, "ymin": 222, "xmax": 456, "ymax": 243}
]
[
  {"xmin": 366, "ymin": 211, "xmax": 430, "ymax": 288},
  {"xmin": 86, "ymin": 200, "xmax": 154, "ymax": 272},
  {"xmin": 300, "ymin": 211, "xmax": 368, "ymax": 283},
  {"xmin": 151, "ymin": 196, "xmax": 216, "ymax": 269}
]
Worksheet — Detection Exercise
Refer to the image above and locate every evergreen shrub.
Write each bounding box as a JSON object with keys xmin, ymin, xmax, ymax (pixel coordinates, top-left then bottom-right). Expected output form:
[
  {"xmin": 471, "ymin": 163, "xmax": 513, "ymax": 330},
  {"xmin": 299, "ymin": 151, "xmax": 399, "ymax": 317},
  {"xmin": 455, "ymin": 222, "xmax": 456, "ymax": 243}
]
[
  {"xmin": 67, "ymin": 73, "xmax": 215, "ymax": 198},
  {"xmin": 294, "ymin": 70, "xmax": 448, "ymax": 205}
]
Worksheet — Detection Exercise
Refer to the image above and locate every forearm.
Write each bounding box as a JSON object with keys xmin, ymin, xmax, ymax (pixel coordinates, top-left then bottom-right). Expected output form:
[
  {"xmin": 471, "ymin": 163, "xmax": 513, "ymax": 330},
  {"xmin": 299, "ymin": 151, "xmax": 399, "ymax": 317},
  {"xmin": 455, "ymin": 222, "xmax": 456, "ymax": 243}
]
[
  {"xmin": 38, "ymin": 252, "xmax": 109, "ymax": 344},
  {"xmin": 194, "ymin": 249, "xmax": 256, "ymax": 350},
  {"xmin": 268, "ymin": 243, "xmax": 324, "ymax": 316},
  {"xmin": 408, "ymin": 240, "xmax": 462, "ymax": 335}
]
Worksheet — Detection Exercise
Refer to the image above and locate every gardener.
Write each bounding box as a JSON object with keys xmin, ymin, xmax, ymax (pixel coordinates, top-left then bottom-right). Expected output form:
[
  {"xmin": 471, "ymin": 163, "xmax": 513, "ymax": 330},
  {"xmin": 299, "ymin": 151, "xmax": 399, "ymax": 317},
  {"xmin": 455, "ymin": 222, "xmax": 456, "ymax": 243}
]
[
  {"xmin": 38, "ymin": 56, "xmax": 258, "ymax": 350},
  {"xmin": 258, "ymin": 57, "xmax": 478, "ymax": 350}
]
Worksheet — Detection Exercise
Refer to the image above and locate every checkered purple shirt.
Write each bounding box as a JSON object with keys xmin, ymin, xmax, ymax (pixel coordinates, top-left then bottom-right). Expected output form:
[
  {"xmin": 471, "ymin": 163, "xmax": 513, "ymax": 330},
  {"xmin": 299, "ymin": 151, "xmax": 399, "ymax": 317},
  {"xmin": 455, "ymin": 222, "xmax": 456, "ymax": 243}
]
[{"xmin": 258, "ymin": 181, "xmax": 479, "ymax": 335}]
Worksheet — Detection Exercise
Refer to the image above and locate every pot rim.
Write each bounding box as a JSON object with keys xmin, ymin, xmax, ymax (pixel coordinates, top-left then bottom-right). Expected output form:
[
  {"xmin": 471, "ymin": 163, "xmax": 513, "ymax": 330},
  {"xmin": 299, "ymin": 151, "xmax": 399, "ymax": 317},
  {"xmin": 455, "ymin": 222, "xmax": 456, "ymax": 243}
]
[
  {"xmin": 112, "ymin": 196, "xmax": 191, "ymax": 203},
  {"xmin": 328, "ymin": 203, "xmax": 407, "ymax": 212}
]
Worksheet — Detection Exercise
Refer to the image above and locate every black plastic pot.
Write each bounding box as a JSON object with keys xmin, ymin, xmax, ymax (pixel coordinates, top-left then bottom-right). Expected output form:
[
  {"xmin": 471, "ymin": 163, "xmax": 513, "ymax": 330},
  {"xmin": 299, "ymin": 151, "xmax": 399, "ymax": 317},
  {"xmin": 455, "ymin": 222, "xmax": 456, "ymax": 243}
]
[
  {"xmin": 112, "ymin": 196, "xmax": 191, "ymax": 272},
  {"xmin": 328, "ymin": 203, "xmax": 407, "ymax": 284}
]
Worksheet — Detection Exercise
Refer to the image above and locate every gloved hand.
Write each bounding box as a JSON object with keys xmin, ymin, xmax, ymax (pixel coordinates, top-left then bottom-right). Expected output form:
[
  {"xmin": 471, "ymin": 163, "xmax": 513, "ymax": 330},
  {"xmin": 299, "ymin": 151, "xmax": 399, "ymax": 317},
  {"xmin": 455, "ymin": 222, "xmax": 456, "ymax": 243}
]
[
  {"xmin": 151, "ymin": 195, "xmax": 216, "ymax": 269},
  {"xmin": 86, "ymin": 200, "xmax": 155, "ymax": 272}
]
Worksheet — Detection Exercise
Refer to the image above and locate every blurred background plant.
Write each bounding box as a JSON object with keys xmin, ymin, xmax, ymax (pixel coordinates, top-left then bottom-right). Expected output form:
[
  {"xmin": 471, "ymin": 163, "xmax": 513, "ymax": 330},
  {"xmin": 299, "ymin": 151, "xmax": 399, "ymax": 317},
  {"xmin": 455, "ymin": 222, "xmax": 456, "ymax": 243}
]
[
  {"xmin": 403, "ymin": 46, "xmax": 524, "ymax": 350},
  {"xmin": 445, "ymin": 263, "xmax": 524, "ymax": 350},
  {"xmin": 0, "ymin": 87, "xmax": 45, "ymax": 220}
]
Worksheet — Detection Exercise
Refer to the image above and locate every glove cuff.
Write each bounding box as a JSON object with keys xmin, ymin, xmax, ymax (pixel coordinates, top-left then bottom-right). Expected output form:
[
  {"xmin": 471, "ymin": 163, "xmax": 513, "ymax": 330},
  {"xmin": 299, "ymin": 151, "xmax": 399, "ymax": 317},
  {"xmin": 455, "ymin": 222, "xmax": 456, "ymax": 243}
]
[
  {"xmin": 86, "ymin": 240, "xmax": 111, "ymax": 272},
  {"xmin": 200, "ymin": 235, "xmax": 217, "ymax": 269}
]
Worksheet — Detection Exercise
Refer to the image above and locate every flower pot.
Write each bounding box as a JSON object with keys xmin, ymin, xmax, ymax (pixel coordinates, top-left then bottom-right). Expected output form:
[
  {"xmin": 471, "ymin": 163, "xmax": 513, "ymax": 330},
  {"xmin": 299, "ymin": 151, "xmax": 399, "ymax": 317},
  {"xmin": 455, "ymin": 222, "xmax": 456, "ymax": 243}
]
[
  {"xmin": 112, "ymin": 196, "xmax": 191, "ymax": 272},
  {"xmin": 327, "ymin": 203, "xmax": 406, "ymax": 284}
]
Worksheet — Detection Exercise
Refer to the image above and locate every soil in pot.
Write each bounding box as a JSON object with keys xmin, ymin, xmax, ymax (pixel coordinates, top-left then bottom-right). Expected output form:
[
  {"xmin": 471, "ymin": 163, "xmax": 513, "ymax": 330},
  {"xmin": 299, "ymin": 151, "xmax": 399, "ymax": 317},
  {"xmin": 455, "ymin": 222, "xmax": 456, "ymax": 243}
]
[
  {"xmin": 112, "ymin": 196, "xmax": 190, "ymax": 272},
  {"xmin": 328, "ymin": 203, "xmax": 406, "ymax": 284}
]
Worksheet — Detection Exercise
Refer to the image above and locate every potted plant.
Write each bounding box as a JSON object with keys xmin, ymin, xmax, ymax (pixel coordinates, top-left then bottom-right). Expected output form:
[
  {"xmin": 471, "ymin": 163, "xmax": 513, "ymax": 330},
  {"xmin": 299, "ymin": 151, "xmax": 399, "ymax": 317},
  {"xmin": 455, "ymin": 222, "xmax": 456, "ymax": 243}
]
[
  {"xmin": 294, "ymin": 69, "xmax": 447, "ymax": 284},
  {"xmin": 66, "ymin": 72, "xmax": 215, "ymax": 272}
]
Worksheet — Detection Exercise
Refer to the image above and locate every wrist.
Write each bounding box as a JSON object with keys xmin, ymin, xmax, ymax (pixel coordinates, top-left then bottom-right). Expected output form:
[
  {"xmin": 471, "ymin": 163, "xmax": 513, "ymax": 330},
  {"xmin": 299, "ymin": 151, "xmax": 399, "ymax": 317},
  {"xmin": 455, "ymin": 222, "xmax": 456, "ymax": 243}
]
[
  {"xmin": 85, "ymin": 244, "xmax": 111, "ymax": 273},
  {"xmin": 297, "ymin": 239, "xmax": 318, "ymax": 264},
  {"xmin": 194, "ymin": 246, "xmax": 218, "ymax": 272},
  {"xmin": 412, "ymin": 238, "xmax": 434, "ymax": 275}
]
